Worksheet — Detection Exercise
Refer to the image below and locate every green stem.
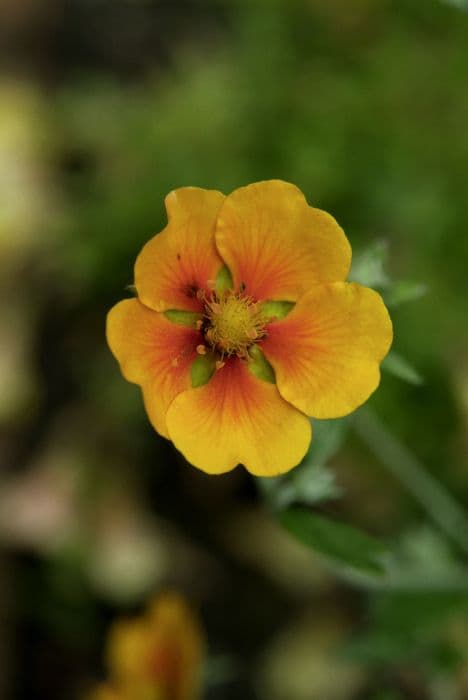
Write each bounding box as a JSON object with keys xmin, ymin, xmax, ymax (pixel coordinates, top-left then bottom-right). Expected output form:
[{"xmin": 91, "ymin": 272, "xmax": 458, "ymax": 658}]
[
  {"xmin": 339, "ymin": 567, "xmax": 468, "ymax": 592},
  {"xmin": 354, "ymin": 408, "xmax": 468, "ymax": 557}
]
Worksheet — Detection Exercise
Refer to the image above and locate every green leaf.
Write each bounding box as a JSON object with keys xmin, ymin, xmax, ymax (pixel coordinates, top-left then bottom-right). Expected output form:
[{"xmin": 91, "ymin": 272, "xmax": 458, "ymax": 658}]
[
  {"xmin": 164, "ymin": 310, "xmax": 201, "ymax": 326},
  {"xmin": 305, "ymin": 418, "xmax": 349, "ymax": 467},
  {"xmin": 283, "ymin": 420, "xmax": 347, "ymax": 506},
  {"xmin": 341, "ymin": 583, "xmax": 468, "ymax": 669},
  {"xmin": 371, "ymin": 591, "xmax": 468, "ymax": 637},
  {"xmin": 257, "ymin": 464, "xmax": 339, "ymax": 511},
  {"xmin": 288, "ymin": 464, "xmax": 341, "ymax": 507},
  {"xmin": 343, "ymin": 629, "xmax": 462, "ymax": 670},
  {"xmin": 215, "ymin": 265, "xmax": 233, "ymax": 294},
  {"xmin": 280, "ymin": 507, "xmax": 386, "ymax": 573},
  {"xmin": 385, "ymin": 280, "xmax": 427, "ymax": 307},
  {"xmin": 260, "ymin": 300, "xmax": 295, "ymax": 320},
  {"xmin": 341, "ymin": 631, "xmax": 416, "ymax": 665},
  {"xmin": 442, "ymin": 0, "xmax": 468, "ymax": 9},
  {"xmin": 248, "ymin": 345, "xmax": 276, "ymax": 383},
  {"xmin": 350, "ymin": 241, "xmax": 390, "ymax": 289},
  {"xmin": 191, "ymin": 354, "xmax": 216, "ymax": 387},
  {"xmin": 257, "ymin": 419, "xmax": 346, "ymax": 510},
  {"xmin": 382, "ymin": 351, "xmax": 423, "ymax": 385}
]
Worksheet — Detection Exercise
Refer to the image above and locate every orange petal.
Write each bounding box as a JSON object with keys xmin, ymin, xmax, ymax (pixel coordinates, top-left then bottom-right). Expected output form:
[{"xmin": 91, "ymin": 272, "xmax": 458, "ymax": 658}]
[
  {"xmin": 106, "ymin": 593, "xmax": 204, "ymax": 700},
  {"xmin": 215, "ymin": 180, "xmax": 351, "ymax": 301},
  {"xmin": 106, "ymin": 299, "xmax": 200, "ymax": 437},
  {"xmin": 261, "ymin": 283, "xmax": 393, "ymax": 418},
  {"xmin": 165, "ymin": 358, "xmax": 311, "ymax": 476},
  {"xmin": 135, "ymin": 187, "xmax": 225, "ymax": 312},
  {"xmin": 145, "ymin": 593, "xmax": 205, "ymax": 700}
]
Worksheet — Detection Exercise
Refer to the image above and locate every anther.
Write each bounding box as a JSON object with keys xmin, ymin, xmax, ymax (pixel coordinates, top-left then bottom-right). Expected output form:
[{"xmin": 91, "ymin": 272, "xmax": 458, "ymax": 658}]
[{"xmin": 196, "ymin": 344, "xmax": 207, "ymax": 355}]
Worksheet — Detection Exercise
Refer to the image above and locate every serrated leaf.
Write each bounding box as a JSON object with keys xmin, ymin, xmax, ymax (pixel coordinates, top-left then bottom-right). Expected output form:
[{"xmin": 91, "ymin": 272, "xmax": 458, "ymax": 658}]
[
  {"xmin": 303, "ymin": 418, "xmax": 349, "ymax": 467},
  {"xmin": 257, "ymin": 420, "xmax": 346, "ymax": 510},
  {"xmin": 257, "ymin": 464, "xmax": 339, "ymax": 511},
  {"xmin": 289, "ymin": 464, "xmax": 341, "ymax": 506},
  {"xmin": 282, "ymin": 419, "xmax": 347, "ymax": 506},
  {"xmin": 350, "ymin": 241, "xmax": 390, "ymax": 289},
  {"xmin": 382, "ymin": 351, "xmax": 423, "ymax": 385},
  {"xmin": 280, "ymin": 507, "xmax": 386, "ymax": 574}
]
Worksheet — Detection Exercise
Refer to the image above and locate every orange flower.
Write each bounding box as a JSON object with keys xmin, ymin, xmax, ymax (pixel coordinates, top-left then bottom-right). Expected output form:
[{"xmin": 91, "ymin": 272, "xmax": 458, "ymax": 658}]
[
  {"xmin": 107, "ymin": 180, "xmax": 392, "ymax": 476},
  {"xmin": 87, "ymin": 592, "xmax": 205, "ymax": 700}
]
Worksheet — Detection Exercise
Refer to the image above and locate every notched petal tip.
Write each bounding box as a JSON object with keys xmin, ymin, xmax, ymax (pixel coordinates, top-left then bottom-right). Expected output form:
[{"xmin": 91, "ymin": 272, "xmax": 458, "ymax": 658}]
[
  {"xmin": 166, "ymin": 358, "xmax": 311, "ymax": 477},
  {"xmin": 135, "ymin": 187, "xmax": 225, "ymax": 313},
  {"xmin": 164, "ymin": 185, "xmax": 224, "ymax": 218}
]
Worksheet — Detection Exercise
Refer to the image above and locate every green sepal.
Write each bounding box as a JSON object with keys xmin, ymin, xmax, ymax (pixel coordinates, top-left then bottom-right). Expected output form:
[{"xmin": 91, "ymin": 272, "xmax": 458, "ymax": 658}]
[
  {"xmin": 248, "ymin": 345, "xmax": 276, "ymax": 384},
  {"xmin": 382, "ymin": 350, "xmax": 423, "ymax": 385},
  {"xmin": 260, "ymin": 300, "xmax": 295, "ymax": 321},
  {"xmin": 215, "ymin": 265, "xmax": 233, "ymax": 294},
  {"xmin": 191, "ymin": 353, "xmax": 216, "ymax": 388},
  {"xmin": 164, "ymin": 310, "xmax": 202, "ymax": 327}
]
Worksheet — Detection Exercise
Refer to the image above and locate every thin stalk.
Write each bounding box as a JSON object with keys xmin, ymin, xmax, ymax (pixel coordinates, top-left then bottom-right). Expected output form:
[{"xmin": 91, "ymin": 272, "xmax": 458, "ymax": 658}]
[
  {"xmin": 354, "ymin": 408, "xmax": 468, "ymax": 557},
  {"xmin": 339, "ymin": 567, "xmax": 468, "ymax": 592}
]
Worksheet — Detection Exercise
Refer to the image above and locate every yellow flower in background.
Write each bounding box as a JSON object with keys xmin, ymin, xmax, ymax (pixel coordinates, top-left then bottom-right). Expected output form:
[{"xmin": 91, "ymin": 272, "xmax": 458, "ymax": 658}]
[
  {"xmin": 107, "ymin": 180, "xmax": 392, "ymax": 476},
  {"xmin": 87, "ymin": 592, "xmax": 205, "ymax": 700},
  {"xmin": 88, "ymin": 685, "xmax": 122, "ymax": 700}
]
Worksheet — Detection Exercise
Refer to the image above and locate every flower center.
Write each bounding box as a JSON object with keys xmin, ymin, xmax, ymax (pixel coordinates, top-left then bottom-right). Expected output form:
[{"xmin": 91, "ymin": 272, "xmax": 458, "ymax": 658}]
[{"xmin": 204, "ymin": 292, "xmax": 267, "ymax": 357}]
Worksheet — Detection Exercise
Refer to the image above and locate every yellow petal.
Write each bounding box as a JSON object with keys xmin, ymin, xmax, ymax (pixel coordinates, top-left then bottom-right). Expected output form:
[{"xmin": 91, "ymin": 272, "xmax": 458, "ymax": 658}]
[
  {"xmin": 107, "ymin": 593, "xmax": 204, "ymax": 700},
  {"xmin": 107, "ymin": 618, "xmax": 151, "ymax": 682},
  {"xmin": 262, "ymin": 282, "xmax": 393, "ymax": 418},
  {"xmin": 106, "ymin": 299, "xmax": 200, "ymax": 437},
  {"xmin": 146, "ymin": 593, "xmax": 205, "ymax": 700},
  {"xmin": 166, "ymin": 358, "xmax": 311, "ymax": 476},
  {"xmin": 135, "ymin": 187, "xmax": 225, "ymax": 312},
  {"xmin": 215, "ymin": 180, "xmax": 351, "ymax": 301}
]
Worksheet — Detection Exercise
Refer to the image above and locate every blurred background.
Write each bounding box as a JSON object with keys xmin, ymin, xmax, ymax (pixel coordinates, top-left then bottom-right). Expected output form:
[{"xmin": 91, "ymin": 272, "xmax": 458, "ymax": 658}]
[{"xmin": 2, "ymin": 0, "xmax": 468, "ymax": 698}]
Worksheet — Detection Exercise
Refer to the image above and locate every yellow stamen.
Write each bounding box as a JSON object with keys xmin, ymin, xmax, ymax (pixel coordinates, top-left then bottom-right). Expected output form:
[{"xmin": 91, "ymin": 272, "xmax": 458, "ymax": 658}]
[
  {"xmin": 204, "ymin": 292, "xmax": 267, "ymax": 356},
  {"xmin": 196, "ymin": 344, "xmax": 207, "ymax": 355}
]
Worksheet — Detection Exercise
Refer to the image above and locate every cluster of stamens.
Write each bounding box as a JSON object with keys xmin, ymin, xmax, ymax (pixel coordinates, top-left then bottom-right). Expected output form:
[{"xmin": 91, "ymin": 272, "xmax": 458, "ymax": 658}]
[{"xmin": 196, "ymin": 289, "xmax": 268, "ymax": 367}]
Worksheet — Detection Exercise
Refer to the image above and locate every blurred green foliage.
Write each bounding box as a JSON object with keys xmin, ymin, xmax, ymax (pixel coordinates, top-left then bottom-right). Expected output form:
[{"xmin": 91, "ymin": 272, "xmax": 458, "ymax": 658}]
[{"xmin": 3, "ymin": 0, "xmax": 468, "ymax": 698}]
